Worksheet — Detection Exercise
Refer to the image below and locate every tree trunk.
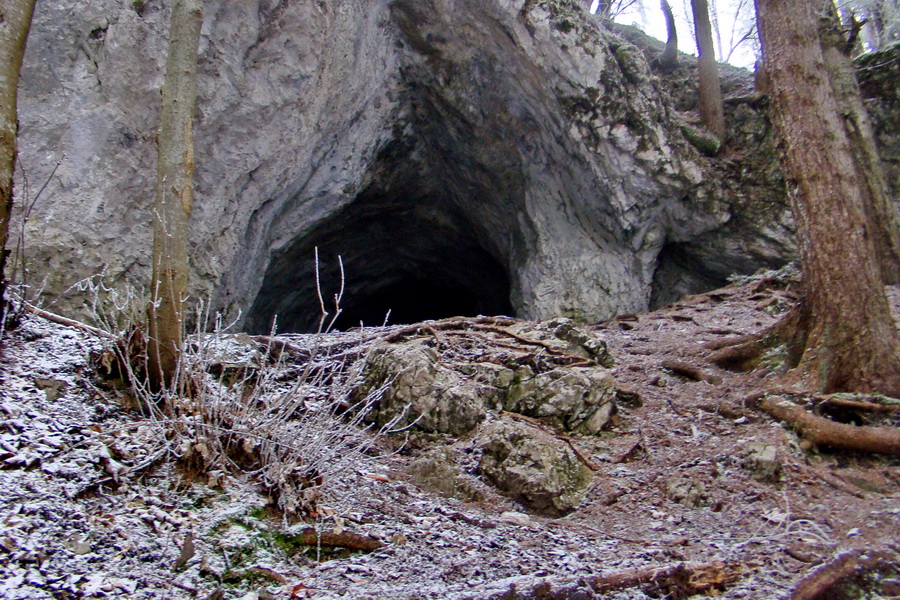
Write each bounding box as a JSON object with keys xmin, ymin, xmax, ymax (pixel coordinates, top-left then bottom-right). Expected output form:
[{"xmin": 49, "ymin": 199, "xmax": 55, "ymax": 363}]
[
  {"xmin": 0, "ymin": 0, "xmax": 38, "ymax": 325},
  {"xmin": 690, "ymin": 0, "xmax": 726, "ymax": 143},
  {"xmin": 658, "ymin": 0, "xmax": 680, "ymax": 69},
  {"xmin": 596, "ymin": 0, "xmax": 612, "ymax": 19},
  {"xmin": 754, "ymin": 0, "xmax": 900, "ymax": 396},
  {"xmin": 817, "ymin": 2, "xmax": 900, "ymax": 285},
  {"xmin": 148, "ymin": 0, "xmax": 203, "ymax": 391}
]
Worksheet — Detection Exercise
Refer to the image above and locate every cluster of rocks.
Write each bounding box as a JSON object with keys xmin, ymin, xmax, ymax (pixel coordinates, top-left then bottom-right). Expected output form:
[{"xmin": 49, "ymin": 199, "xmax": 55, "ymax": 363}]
[{"xmin": 354, "ymin": 318, "xmax": 616, "ymax": 516}]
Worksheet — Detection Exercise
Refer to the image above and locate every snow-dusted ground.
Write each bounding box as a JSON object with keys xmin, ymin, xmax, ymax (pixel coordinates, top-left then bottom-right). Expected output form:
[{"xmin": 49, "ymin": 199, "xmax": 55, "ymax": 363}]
[
  {"xmin": 0, "ymin": 315, "xmax": 644, "ymax": 599},
  {"xmin": 2, "ymin": 284, "xmax": 899, "ymax": 600}
]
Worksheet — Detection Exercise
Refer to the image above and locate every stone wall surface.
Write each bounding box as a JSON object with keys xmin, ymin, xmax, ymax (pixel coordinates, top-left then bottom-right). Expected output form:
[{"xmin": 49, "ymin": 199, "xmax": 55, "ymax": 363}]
[{"xmin": 14, "ymin": 0, "xmax": 892, "ymax": 330}]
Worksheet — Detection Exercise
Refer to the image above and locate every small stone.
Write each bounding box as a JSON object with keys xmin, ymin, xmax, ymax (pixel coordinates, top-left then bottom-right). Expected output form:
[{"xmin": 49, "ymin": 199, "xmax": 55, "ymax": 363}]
[
  {"xmin": 846, "ymin": 528, "xmax": 860, "ymax": 537},
  {"xmin": 665, "ymin": 477, "xmax": 707, "ymax": 508},
  {"xmin": 500, "ymin": 511, "xmax": 532, "ymax": 527},
  {"xmin": 743, "ymin": 442, "xmax": 780, "ymax": 482}
]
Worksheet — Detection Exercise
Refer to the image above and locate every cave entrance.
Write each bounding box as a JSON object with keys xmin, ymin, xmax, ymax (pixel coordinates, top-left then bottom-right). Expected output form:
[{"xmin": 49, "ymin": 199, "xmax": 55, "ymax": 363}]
[{"xmin": 244, "ymin": 188, "xmax": 513, "ymax": 334}]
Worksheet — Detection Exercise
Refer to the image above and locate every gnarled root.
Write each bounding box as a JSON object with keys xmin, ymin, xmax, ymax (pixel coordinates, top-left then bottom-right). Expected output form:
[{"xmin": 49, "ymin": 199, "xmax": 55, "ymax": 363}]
[
  {"xmin": 752, "ymin": 395, "xmax": 900, "ymax": 456},
  {"xmin": 708, "ymin": 309, "xmax": 803, "ymax": 372}
]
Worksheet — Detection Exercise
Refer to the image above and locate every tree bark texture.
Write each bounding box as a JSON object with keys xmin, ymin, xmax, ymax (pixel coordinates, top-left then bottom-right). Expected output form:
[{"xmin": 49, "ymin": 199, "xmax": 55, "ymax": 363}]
[
  {"xmin": 659, "ymin": 0, "xmax": 680, "ymax": 69},
  {"xmin": 0, "ymin": 0, "xmax": 38, "ymax": 324},
  {"xmin": 148, "ymin": 0, "xmax": 203, "ymax": 391},
  {"xmin": 690, "ymin": 0, "xmax": 726, "ymax": 142},
  {"xmin": 817, "ymin": 2, "xmax": 900, "ymax": 285},
  {"xmin": 755, "ymin": 0, "xmax": 900, "ymax": 396}
]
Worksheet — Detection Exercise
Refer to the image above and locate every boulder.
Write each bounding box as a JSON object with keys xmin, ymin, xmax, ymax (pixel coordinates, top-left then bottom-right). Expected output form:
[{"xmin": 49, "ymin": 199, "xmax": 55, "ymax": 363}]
[{"xmin": 477, "ymin": 416, "xmax": 593, "ymax": 516}]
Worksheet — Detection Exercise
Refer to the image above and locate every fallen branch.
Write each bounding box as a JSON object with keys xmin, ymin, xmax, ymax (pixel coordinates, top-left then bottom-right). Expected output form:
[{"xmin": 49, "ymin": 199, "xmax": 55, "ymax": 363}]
[
  {"xmin": 759, "ymin": 396, "xmax": 900, "ymax": 456},
  {"xmin": 292, "ymin": 527, "xmax": 383, "ymax": 552},
  {"xmin": 449, "ymin": 561, "xmax": 743, "ymax": 600},
  {"xmin": 790, "ymin": 549, "xmax": 896, "ymax": 600},
  {"xmin": 21, "ymin": 301, "xmax": 116, "ymax": 339},
  {"xmin": 813, "ymin": 394, "xmax": 900, "ymax": 414}
]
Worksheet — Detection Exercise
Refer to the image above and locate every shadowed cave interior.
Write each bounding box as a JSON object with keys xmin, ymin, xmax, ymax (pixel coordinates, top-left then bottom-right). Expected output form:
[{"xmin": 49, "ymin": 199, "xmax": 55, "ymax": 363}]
[{"xmin": 245, "ymin": 185, "xmax": 514, "ymax": 334}]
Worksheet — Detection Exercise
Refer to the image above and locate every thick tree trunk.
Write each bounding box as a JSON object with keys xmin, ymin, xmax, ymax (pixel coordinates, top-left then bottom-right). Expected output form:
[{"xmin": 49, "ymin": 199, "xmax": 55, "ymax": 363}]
[
  {"xmin": 755, "ymin": 0, "xmax": 900, "ymax": 396},
  {"xmin": 690, "ymin": 0, "xmax": 726, "ymax": 143},
  {"xmin": 0, "ymin": 0, "xmax": 38, "ymax": 325},
  {"xmin": 818, "ymin": 3, "xmax": 900, "ymax": 285},
  {"xmin": 658, "ymin": 0, "xmax": 680, "ymax": 69},
  {"xmin": 148, "ymin": 0, "xmax": 203, "ymax": 391}
]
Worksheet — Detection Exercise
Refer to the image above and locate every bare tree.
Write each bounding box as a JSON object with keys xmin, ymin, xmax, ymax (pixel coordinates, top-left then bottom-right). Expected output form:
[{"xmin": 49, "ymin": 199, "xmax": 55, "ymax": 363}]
[
  {"xmin": 838, "ymin": 0, "xmax": 900, "ymax": 50},
  {"xmin": 657, "ymin": 0, "xmax": 680, "ymax": 69},
  {"xmin": 690, "ymin": 0, "xmax": 726, "ymax": 143},
  {"xmin": 719, "ymin": 0, "xmax": 900, "ymax": 396},
  {"xmin": 148, "ymin": 0, "xmax": 203, "ymax": 391},
  {"xmin": 0, "ymin": 0, "xmax": 38, "ymax": 324}
]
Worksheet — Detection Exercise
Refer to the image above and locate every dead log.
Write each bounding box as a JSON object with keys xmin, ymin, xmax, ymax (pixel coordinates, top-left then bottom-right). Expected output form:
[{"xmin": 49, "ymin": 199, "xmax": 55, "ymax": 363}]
[
  {"xmin": 21, "ymin": 302, "xmax": 115, "ymax": 339},
  {"xmin": 449, "ymin": 561, "xmax": 742, "ymax": 600},
  {"xmin": 292, "ymin": 528, "xmax": 383, "ymax": 552},
  {"xmin": 760, "ymin": 396, "xmax": 900, "ymax": 456},
  {"xmin": 790, "ymin": 549, "xmax": 896, "ymax": 600}
]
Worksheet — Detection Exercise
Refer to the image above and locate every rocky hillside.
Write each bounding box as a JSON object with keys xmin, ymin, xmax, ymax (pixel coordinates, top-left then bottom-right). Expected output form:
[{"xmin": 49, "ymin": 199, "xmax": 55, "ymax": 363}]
[{"xmin": 1, "ymin": 274, "xmax": 898, "ymax": 599}]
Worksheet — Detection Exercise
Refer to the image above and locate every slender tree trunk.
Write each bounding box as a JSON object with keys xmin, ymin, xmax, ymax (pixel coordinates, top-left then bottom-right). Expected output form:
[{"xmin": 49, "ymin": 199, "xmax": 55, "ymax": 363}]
[
  {"xmin": 690, "ymin": 0, "xmax": 726, "ymax": 143},
  {"xmin": 658, "ymin": 0, "xmax": 680, "ymax": 69},
  {"xmin": 818, "ymin": 2, "xmax": 900, "ymax": 285},
  {"xmin": 0, "ymin": 0, "xmax": 38, "ymax": 325},
  {"xmin": 596, "ymin": 0, "xmax": 612, "ymax": 19},
  {"xmin": 754, "ymin": 0, "xmax": 900, "ymax": 396},
  {"xmin": 148, "ymin": 0, "xmax": 202, "ymax": 391}
]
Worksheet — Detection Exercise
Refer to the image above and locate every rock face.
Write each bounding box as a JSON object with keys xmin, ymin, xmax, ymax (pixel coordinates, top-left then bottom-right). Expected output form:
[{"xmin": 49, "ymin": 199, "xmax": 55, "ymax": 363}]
[{"xmin": 14, "ymin": 0, "xmax": 895, "ymax": 329}]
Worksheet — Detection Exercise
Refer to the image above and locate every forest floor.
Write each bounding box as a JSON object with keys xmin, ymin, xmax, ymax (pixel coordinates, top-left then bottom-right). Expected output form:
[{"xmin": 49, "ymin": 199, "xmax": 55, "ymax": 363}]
[{"xmin": 1, "ymin": 273, "xmax": 899, "ymax": 600}]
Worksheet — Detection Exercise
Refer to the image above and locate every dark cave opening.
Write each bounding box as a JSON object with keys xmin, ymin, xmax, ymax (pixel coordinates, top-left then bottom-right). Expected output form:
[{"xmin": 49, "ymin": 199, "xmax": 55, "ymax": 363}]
[{"xmin": 244, "ymin": 187, "xmax": 514, "ymax": 334}]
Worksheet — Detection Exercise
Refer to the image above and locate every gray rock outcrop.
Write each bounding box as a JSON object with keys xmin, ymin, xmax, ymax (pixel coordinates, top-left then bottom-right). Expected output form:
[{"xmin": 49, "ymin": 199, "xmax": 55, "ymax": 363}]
[
  {"xmin": 17, "ymin": 0, "xmax": 898, "ymax": 329},
  {"xmin": 355, "ymin": 317, "xmax": 616, "ymax": 435},
  {"xmin": 15, "ymin": 0, "xmax": 803, "ymax": 331},
  {"xmin": 355, "ymin": 317, "xmax": 610, "ymax": 515}
]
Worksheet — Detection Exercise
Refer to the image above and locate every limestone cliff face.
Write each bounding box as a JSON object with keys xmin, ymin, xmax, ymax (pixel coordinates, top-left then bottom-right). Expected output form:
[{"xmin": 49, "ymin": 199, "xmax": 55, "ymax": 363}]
[{"xmin": 16, "ymin": 0, "xmax": 797, "ymax": 331}]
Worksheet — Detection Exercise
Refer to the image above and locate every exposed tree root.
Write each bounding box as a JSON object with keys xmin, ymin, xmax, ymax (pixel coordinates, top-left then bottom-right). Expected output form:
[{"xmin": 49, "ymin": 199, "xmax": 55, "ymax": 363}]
[
  {"xmin": 789, "ymin": 549, "xmax": 897, "ymax": 600},
  {"xmin": 662, "ymin": 359, "xmax": 722, "ymax": 384},
  {"xmin": 756, "ymin": 395, "xmax": 900, "ymax": 456},
  {"xmin": 707, "ymin": 309, "xmax": 802, "ymax": 372},
  {"xmin": 451, "ymin": 561, "xmax": 743, "ymax": 600}
]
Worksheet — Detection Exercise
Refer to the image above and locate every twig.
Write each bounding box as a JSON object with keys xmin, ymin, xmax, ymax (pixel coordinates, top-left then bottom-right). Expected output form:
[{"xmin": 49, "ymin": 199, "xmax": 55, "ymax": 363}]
[{"xmin": 500, "ymin": 411, "xmax": 601, "ymax": 471}]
